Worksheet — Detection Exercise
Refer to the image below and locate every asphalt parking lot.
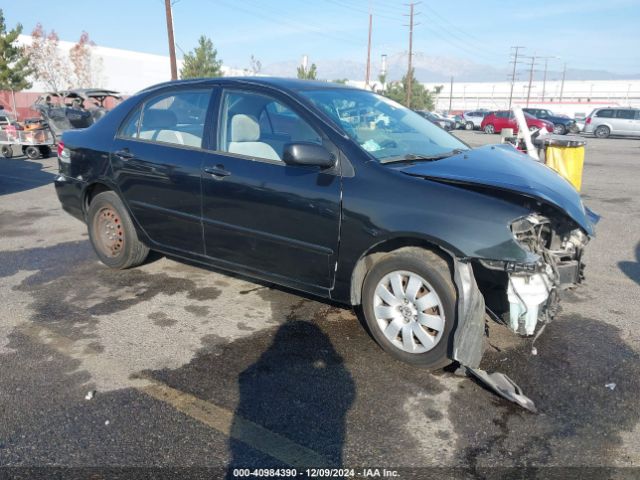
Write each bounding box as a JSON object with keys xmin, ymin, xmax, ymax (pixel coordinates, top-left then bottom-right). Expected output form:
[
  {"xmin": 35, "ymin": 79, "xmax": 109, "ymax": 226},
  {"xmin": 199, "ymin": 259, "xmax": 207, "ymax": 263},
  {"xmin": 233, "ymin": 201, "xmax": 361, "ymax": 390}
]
[{"xmin": 1, "ymin": 130, "xmax": 639, "ymax": 477}]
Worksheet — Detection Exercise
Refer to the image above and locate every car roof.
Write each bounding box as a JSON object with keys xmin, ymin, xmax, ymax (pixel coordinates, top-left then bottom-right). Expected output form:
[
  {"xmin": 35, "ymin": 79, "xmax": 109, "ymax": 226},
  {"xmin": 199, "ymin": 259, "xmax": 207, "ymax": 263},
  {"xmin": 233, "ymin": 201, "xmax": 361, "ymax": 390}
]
[{"xmin": 140, "ymin": 76, "xmax": 358, "ymax": 95}]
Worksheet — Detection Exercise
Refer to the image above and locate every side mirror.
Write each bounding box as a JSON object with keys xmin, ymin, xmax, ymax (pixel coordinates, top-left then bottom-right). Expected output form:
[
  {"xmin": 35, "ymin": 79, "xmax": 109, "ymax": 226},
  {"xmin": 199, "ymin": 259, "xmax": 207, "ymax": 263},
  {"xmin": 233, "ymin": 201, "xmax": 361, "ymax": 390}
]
[{"xmin": 283, "ymin": 142, "xmax": 335, "ymax": 168}]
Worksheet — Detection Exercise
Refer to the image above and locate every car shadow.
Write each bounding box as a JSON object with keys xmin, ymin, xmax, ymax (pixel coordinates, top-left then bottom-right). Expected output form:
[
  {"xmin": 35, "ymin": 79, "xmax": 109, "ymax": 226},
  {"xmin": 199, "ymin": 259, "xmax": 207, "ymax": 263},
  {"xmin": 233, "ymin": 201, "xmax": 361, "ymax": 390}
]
[
  {"xmin": 226, "ymin": 321, "xmax": 355, "ymax": 474},
  {"xmin": 618, "ymin": 241, "xmax": 640, "ymax": 286},
  {"xmin": 0, "ymin": 155, "xmax": 56, "ymax": 196}
]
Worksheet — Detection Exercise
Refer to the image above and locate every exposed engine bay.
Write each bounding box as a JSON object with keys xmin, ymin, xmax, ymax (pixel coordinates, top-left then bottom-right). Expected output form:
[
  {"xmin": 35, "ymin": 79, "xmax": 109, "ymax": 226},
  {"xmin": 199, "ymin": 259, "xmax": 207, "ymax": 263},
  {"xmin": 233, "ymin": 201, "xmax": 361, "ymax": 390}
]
[{"xmin": 477, "ymin": 211, "xmax": 589, "ymax": 337}]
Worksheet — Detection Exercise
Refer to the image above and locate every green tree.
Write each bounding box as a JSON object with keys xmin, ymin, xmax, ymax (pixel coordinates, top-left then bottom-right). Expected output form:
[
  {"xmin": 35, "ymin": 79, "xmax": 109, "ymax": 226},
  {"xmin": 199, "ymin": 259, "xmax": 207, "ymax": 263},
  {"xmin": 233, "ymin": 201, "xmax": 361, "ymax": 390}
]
[
  {"xmin": 297, "ymin": 63, "xmax": 317, "ymax": 80},
  {"xmin": 383, "ymin": 69, "xmax": 441, "ymax": 111},
  {"xmin": 0, "ymin": 9, "xmax": 32, "ymax": 91},
  {"xmin": 180, "ymin": 35, "xmax": 223, "ymax": 79},
  {"xmin": 331, "ymin": 78, "xmax": 348, "ymax": 84}
]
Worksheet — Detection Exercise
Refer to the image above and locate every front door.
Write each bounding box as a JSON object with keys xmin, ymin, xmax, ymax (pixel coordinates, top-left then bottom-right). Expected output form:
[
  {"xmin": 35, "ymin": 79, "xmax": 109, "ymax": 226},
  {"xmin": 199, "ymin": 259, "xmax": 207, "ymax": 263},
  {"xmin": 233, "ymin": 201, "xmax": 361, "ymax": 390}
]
[
  {"xmin": 201, "ymin": 88, "xmax": 341, "ymax": 290},
  {"xmin": 110, "ymin": 88, "xmax": 213, "ymax": 254}
]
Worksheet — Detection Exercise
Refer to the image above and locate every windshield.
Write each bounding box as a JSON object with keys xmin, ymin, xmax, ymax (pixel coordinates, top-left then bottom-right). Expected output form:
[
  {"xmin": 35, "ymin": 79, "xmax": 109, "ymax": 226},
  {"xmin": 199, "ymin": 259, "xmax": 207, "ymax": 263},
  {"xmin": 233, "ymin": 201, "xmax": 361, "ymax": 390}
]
[{"xmin": 299, "ymin": 88, "xmax": 468, "ymax": 162}]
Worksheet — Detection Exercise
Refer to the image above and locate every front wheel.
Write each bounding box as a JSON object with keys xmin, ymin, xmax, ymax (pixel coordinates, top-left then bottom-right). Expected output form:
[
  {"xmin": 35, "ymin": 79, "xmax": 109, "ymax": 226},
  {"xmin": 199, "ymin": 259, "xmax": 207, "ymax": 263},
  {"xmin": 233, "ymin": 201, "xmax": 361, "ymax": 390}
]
[
  {"xmin": 0, "ymin": 145, "xmax": 13, "ymax": 158},
  {"xmin": 553, "ymin": 124, "xmax": 567, "ymax": 135},
  {"xmin": 465, "ymin": 121, "xmax": 474, "ymax": 130},
  {"xmin": 483, "ymin": 124, "xmax": 495, "ymax": 134},
  {"xmin": 361, "ymin": 248, "xmax": 456, "ymax": 369},
  {"xmin": 87, "ymin": 191, "xmax": 150, "ymax": 269}
]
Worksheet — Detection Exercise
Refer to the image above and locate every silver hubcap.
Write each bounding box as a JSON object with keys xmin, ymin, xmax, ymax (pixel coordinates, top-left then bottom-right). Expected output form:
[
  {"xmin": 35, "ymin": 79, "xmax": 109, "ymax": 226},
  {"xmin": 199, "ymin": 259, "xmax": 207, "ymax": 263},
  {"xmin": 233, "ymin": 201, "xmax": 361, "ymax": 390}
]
[{"xmin": 373, "ymin": 270, "xmax": 445, "ymax": 354}]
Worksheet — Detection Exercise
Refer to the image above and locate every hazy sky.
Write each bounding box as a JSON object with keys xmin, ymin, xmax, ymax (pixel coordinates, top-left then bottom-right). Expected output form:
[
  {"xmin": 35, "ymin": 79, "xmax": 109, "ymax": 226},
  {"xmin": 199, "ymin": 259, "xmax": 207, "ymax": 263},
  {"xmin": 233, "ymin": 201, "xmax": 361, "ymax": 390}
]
[{"xmin": 5, "ymin": 0, "xmax": 640, "ymax": 74}]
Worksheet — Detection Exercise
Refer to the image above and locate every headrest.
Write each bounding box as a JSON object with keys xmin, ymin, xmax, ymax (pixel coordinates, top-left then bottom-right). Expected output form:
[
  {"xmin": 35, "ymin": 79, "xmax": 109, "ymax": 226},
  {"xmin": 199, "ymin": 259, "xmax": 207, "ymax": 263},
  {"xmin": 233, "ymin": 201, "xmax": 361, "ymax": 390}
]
[
  {"xmin": 143, "ymin": 109, "xmax": 177, "ymax": 129},
  {"xmin": 231, "ymin": 114, "xmax": 260, "ymax": 142}
]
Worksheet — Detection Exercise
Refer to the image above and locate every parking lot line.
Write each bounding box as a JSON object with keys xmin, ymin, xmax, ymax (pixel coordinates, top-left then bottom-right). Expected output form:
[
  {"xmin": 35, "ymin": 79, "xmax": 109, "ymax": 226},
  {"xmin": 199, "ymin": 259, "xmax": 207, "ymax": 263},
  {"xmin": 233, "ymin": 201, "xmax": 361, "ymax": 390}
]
[
  {"xmin": 17, "ymin": 321, "xmax": 331, "ymax": 468},
  {"xmin": 140, "ymin": 382, "xmax": 332, "ymax": 468}
]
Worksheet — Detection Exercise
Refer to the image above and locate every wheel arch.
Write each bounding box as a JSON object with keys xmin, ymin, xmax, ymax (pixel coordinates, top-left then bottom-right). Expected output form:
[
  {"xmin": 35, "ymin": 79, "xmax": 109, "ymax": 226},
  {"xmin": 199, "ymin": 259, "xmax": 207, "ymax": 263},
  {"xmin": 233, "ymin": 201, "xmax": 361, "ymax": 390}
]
[
  {"xmin": 349, "ymin": 236, "xmax": 457, "ymax": 306},
  {"xmin": 83, "ymin": 181, "xmax": 113, "ymax": 215}
]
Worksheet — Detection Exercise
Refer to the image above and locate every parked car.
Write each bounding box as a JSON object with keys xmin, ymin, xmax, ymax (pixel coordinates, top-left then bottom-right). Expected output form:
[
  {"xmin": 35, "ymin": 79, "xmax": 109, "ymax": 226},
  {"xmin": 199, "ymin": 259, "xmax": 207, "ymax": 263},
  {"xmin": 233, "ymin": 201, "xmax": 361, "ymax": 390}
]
[
  {"xmin": 583, "ymin": 107, "xmax": 640, "ymax": 138},
  {"xmin": 55, "ymin": 77, "xmax": 595, "ymax": 370},
  {"xmin": 522, "ymin": 108, "xmax": 577, "ymax": 135},
  {"xmin": 414, "ymin": 110, "xmax": 455, "ymax": 130},
  {"xmin": 462, "ymin": 111, "xmax": 489, "ymax": 130},
  {"xmin": 481, "ymin": 110, "xmax": 554, "ymax": 134}
]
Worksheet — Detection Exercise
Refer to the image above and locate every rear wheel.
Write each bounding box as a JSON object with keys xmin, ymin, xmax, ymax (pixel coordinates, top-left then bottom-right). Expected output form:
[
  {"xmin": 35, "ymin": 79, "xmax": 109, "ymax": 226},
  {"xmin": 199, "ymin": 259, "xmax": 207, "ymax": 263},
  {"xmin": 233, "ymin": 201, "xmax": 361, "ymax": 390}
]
[
  {"xmin": 87, "ymin": 191, "xmax": 149, "ymax": 269},
  {"xmin": 594, "ymin": 125, "xmax": 610, "ymax": 138},
  {"xmin": 361, "ymin": 248, "xmax": 456, "ymax": 369},
  {"xmin": 483, "ymin": 124, "xmax": 495, "ymax": 134},
  {"xmin": 24, "ymin": 146, "xmax": 41, "ymax": 160},
  {"xmin": 465, "ymin": 121, "xmax": 474, "ymax": 130}
]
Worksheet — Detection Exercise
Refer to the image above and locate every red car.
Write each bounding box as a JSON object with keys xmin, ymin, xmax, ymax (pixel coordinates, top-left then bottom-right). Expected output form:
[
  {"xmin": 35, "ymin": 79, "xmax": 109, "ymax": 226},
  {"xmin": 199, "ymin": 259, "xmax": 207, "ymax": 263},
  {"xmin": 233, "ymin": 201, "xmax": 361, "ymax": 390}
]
[{"xmin": 481, "ymin": 110, "xmax": 554, "ymax": 134}]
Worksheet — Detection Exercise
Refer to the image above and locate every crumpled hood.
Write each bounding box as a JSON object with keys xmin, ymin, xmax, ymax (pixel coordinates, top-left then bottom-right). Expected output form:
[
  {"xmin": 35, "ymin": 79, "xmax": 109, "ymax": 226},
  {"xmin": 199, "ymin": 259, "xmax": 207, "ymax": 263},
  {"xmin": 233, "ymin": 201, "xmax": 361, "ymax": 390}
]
[{"xmin": 399, "ymin": 144, "xmax": 596, "ymax": 235}]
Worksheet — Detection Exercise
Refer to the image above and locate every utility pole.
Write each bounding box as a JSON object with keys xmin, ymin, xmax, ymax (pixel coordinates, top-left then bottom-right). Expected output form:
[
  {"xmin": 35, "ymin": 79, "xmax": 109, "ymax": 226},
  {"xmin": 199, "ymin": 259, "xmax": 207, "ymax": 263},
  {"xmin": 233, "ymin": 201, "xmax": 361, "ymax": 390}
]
[
  {"xmin": 559, "ymin": 63, "xmax": 567, "ymax": 102},
  {"xmin": 164, "ymin": 0, "xmax": 178, "ymax": 80},
  {"xmin": 403, "ymin": 2, "xmax": 420, "ymax": 107},
  {"xmin": 541, "ymin": 57, "xmax": 548, "ymax": 101},
  {"xmin": 508, "ymin": 46, "xmax": 525, "ymax": 109},
  {"xmin": 365, "ymin": 12, "xmax": 373, "ymax": 88},
  {"xmin": 448, "ymin": 76, "xmax": 453, "ymax": 112},
  {"xmin": 525, "ymin": 54, "xmax": 537, "ymax": 107}
]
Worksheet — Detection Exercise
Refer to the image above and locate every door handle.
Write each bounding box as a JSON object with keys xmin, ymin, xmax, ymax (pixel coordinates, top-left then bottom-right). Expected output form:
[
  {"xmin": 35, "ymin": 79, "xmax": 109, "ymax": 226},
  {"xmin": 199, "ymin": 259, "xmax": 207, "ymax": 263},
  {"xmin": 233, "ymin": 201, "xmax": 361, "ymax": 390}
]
[
  {"xmin": 204, "ymin": 165, "xmax": 231, "ymax": 178},
  {"xmin": 114, "ymin": 149, "xmax": 134, "ymax": 160}
]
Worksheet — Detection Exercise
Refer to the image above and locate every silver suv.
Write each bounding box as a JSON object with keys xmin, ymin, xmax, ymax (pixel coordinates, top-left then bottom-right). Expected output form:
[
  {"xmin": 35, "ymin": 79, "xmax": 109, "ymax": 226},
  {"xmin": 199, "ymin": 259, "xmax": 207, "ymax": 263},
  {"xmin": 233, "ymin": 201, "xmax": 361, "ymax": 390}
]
[
  {"xmin": 462, "ymin": 111, "xmax": 488, "ymax": 130},
  {"xmin": 584, "ymin": 107, "xmax": 640, "ymax": 138}
]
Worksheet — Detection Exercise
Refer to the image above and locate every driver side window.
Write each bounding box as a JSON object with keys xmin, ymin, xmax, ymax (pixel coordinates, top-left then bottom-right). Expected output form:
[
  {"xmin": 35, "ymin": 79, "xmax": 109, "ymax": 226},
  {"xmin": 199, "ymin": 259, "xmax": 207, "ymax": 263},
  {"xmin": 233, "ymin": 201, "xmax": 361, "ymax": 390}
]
[{"xmin": 219, "ymin": 90, "xmax": 322, "ymax": 162}]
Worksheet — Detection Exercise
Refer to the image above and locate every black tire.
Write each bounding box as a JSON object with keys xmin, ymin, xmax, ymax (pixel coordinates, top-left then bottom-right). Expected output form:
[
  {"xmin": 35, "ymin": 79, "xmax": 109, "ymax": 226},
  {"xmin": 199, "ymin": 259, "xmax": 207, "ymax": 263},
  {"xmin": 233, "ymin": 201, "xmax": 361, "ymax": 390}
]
[
  {"xmin": 24, "ymin": 145, "xmax": 41, "ymax": 160},
  {"xmin": 39, "ymin": 146, "xmax": 52, "ymax": 158},
  {"xmin": 483, "ymin": 124, "xmax": 495, "ymax": 134},
  {"xmin": 0, "ymin": 145, "xmax": 12, "ymax": 158},
  {"xmin": 465, "ymin": 121, "xmax": 474, "ymax": 130},
  {"xmin": 87, "ymin": 191, "xmax": 149, "ymax": 269},
  {"xmin": 361, "ymin": 247, "xmax": 456, "ymax": 369},
  {"xmin": 553, "ymin": 124, "xmax": 567, "ymax": 135},
  {"xmin": 594, "ymin": 125, "xmax": 610, "ymax": 138}
]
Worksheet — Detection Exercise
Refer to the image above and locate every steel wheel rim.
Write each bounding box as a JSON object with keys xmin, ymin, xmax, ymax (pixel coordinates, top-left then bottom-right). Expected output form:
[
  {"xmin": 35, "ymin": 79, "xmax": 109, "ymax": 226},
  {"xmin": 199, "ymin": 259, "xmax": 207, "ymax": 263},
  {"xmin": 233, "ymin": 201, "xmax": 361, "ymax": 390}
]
[
  {"xmin": 553, "ymin": 124, "xmax": 563, "ymax": 134},
  {"xmin": 93, "ymin": 206, "xmax": 125, "ymax": 257},
  {"xmin": 373, "ymin": 270, "xmax": 446, "ymax": 354}
]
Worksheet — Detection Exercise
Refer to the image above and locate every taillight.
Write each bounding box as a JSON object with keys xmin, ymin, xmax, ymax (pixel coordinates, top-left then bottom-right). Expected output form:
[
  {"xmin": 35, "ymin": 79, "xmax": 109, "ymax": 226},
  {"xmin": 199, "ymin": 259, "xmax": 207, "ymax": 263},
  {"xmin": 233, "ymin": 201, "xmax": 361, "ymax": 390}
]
[
  {"xmin": 57, "ymin": 141, "xmax": 64, "ymax": 157},
  {"xmin": 586, "ymin": 117, "xmax": 592, "ymax": 125}
]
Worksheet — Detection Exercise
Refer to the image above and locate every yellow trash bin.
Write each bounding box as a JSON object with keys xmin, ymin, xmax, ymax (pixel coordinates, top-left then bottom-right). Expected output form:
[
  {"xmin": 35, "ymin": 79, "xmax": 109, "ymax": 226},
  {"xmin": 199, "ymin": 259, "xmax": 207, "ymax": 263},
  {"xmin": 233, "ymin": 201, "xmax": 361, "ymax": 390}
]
[{"xmin": 543, "ymin": 138, "xmax": 586, "ymax": 191}]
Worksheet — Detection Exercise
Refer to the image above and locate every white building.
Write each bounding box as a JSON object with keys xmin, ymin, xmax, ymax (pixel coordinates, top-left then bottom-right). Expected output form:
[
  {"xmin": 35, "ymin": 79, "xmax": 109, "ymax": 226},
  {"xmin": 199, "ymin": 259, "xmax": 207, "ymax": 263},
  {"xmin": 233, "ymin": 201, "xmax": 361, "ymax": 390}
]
[
  {"xmin": 424, "ymin": 80, "xmax": 640, "ymax": 117},
  {"xmin": 17, "ymin": 35, "xmax": 249, "ymax": 95}
]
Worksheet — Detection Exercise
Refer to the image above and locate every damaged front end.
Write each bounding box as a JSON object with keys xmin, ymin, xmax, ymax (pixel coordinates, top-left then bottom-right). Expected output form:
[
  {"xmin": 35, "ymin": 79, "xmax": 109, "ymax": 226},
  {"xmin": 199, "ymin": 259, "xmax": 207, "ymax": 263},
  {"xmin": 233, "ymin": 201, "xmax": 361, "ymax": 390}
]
[{"xmin": 479, "ymin": 212, "xmax": 590, "ymax": 337}]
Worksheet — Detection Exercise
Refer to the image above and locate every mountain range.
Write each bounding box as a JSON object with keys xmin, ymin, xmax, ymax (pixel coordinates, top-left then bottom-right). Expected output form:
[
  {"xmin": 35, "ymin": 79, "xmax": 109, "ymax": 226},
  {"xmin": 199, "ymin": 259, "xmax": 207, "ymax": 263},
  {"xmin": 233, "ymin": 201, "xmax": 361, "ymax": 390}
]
[{"xmin": 261, "ymin": 51, "xmax": 640, "ymax": 83}]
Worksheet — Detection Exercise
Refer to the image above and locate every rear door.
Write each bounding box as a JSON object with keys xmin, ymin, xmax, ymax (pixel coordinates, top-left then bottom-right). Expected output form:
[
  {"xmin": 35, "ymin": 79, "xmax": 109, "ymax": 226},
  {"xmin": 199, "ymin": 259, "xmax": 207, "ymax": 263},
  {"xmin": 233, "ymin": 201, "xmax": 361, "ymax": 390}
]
[
  {"xmin": 614, "ymin": 109, "xmax": 637, "ymax": 135},
  {"xmin": 200, "ymin": 87, "xmax": 342, "ymax": 290},
  {"xmin": 633, "ymin": 110, "xmax": 640, "ymax": 136},
  {"xmin": 110, "ymin": 88, "xmax": 213, "ymax": 254}
]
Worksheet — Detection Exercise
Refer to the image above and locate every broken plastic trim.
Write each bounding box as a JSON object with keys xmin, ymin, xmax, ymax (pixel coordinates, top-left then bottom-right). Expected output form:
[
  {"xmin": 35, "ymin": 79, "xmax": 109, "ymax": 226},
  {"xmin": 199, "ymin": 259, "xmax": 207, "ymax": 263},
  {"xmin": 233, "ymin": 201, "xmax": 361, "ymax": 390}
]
[
  {"xmin": 451, "ymin": 259, "xmax": 485, "ymax": 369},
  {"xmin": 467, "ymin": 367, "xmax": 537, "ymax": 413}
]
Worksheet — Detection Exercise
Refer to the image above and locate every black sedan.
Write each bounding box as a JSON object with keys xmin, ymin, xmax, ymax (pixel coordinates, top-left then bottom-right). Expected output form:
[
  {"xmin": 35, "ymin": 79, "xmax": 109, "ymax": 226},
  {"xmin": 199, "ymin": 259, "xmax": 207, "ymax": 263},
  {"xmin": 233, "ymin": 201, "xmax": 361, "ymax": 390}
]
[
  {"xmin": 55, "ymin": 77, "xmax": 595, "ymax": 370},
  {"xmin": 523, "ymin": 108, "xmax": 577, "ymax": 135}
]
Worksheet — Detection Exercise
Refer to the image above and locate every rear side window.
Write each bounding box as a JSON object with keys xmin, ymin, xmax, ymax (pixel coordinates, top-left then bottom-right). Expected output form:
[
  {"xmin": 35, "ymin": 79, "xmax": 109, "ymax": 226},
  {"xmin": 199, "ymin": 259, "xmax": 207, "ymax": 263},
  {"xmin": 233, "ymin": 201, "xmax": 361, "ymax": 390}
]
[
  {"xmin": 133, "ymin": 89, "xmax": 211, "ymax": 148},
  {"xmin": 120, "ymin": 107, "xmax": 141, "ymax": 138},
  {"xmin": 615, "ymin": 109, "xmax": 635, "ymax": 120},
  {"xmin": 596, "ymin": 109, "xmax": 614, "ymax": 118}
]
